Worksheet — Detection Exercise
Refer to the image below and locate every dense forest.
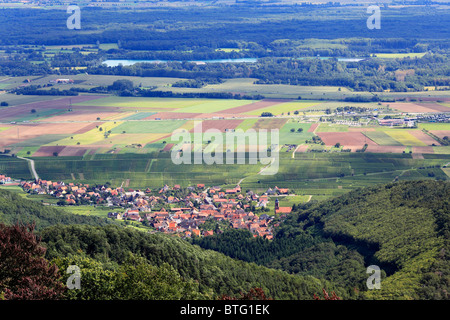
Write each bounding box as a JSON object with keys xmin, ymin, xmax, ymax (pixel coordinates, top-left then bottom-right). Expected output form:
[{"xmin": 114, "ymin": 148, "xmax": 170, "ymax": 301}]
[
  {"xmin": 5, "ymin": 53, "xmax": 449, "ymax": 93},
  {"xmin": 193, "ymin": 180, "xmax": 450, "ymax": 299},
  {"xmin": 0, "ymin": 6, "xmax": 449, "ymax": 47},
  {"xmin": 1, "ymin": 180, "xmax": 449, "ymax": 300},
  {"xmin": 0, "ymin": 5, "xmax": 449, "ymax": 92},
  {"xmin": 84, "ymin": 54, "xmax": 450, "ymax": 92},
  {"xmin": 0, "ymin": 188, "xmax": 340, "ymax": 300}
]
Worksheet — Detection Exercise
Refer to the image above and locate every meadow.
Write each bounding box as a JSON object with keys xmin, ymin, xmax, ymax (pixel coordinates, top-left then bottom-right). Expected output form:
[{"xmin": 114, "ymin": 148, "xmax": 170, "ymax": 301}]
[
  {"xmin": 167, "ymin": 78, "xmax": 354, "ymax": 100},
  {"xmin": 371, "ymin": 53, "xmax": 428, "ymax": 59}
]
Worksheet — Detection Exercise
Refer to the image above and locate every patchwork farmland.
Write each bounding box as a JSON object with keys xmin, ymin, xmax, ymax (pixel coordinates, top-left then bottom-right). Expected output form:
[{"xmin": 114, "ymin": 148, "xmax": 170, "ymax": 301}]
[{"xmin": 0, "ymin": 93, "xmax": 449, "ymax": 197}]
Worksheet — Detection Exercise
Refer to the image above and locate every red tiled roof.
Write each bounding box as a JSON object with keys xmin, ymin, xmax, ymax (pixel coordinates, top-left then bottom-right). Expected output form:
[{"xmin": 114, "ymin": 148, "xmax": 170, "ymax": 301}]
[{"xmin": 276, "ymin": 207, "xmax": 292, "ymax": 214}]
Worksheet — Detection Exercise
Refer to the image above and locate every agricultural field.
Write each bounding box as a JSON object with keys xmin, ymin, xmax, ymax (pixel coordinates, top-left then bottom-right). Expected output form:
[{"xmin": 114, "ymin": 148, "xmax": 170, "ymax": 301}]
[
  {"xmin": 278, "ymin": 120, "xmax": 315, "ymax": 145},
  {"xmin": 362, "ymin": 131, "xmax": 404, "ymax": 146},
  {"xmin": 0, "ymin": 90, "xmax": 449, "ymax": 198},
  {"xmin": 2, "ymin": 152, "xmax": 449, "ymax": 202},
  {"xmin": 385, "ymin": 102, "xmax": 450, "ymax": 113},
  {"xmin": 166, "ymin": 78, "xmax": 354, "ymax": 100},
  {"xmin": 371, "ymin": 53, "xmax": 428, "ymax": 59},
  {"xmin": 1, "ymin": 92, "xmax": 449, "ymax": 159},
  {"xmin": 242, "ymin": 100, "xmax": 319, "ymax": 116}
]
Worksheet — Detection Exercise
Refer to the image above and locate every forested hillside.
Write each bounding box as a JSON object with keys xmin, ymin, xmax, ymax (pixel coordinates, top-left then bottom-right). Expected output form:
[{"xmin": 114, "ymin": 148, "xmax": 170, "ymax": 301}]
[
  {"xmin": 0, "ymin": 189, "xmax": 114, "ymax": 230},
  {"xmin": 0, "ymin": 188, "xmax": 339, "ymax": 300},
  {"xmin": 40, "ymin": 224, "xmax": 342, "ymax": 300}
]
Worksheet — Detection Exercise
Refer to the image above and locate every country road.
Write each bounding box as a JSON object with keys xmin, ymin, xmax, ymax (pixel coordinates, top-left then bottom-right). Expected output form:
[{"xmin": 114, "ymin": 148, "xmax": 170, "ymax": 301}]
[
  {"xmin": 0, "ymin": 154, "xmax": 39, "ymax": 181},
  {"xmin": 237, "ymin": 157, "xmax": 277, "ymax": 186}
]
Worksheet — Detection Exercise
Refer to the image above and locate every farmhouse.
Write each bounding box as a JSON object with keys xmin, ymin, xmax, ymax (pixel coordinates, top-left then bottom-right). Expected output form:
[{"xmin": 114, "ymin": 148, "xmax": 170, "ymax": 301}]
[
  {"xmin": 378, "ymin": 118, "xmax": 415, "ymax": 127},
  {"xmin": 275, "ymin": 186, "xmax": 289, "ymax": 194},
  {"xmin": 0, "ymin": 174, "xmax": 11, "ymax": 184},
  {"xmin": 50, "ymin": 78, "xmax": 74, "ymax": 84}
]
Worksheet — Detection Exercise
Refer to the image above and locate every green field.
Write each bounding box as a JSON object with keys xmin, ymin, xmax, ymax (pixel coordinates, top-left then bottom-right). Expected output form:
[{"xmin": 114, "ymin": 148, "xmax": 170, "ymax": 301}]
[
  {"xmin": 10, "ymin": 134, "xmax": 72, "ymax": 147},
  {"xmin": 74, "ymin": 96, "xmax": 255, "ymax": 113},
  {"xmin": 0, "ymin": 92, "xmax": 63, "ymax": 106},
  {"xmin": 111, "ymin": 120, "xmax": 187, "ymax": 134},
  {"xmin": 61, "ymin": 205, "xmax": 114, "ymax": 218},
  {"xmin": 418, "ymin": 123, "xmax": 450, "ymax": 131},
  {"xmin": 47, "ymin": 122, "xmax": 125, "ymax": 146},
  {"xmin": 235, "ymin": 119, "xmax": 259, "ymax": 131},
  {"xmin": 177, "ymin": 99, "xmax": 256, "ymax": 113},
  {"xmin": 121, "ymin": 112, "xmax": 157, "ymax": 120},
  {"xmin": 278, "ymin": 121, "xmax": 314, "ymax": 144},
  {"xmin": 315, "ymin": 123, "xmax": 349, "ymax": 132},
  {"xmin": 15, "ymin": 146, "xmax": 41, "ymax": 157},
  {"xmin": 167, "ymin": 78, "xmax": 353, "ymax": 100}
]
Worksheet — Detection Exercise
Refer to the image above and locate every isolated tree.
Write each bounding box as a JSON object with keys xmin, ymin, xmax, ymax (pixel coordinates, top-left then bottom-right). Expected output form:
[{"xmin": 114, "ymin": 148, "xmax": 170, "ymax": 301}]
[
  {"xmin": 0, "ymin": 223, "xmax": 66, "ymax": 300},
  {"xmin": 109, "ymin": 79, "xmax": 134, "ymax": 92}
]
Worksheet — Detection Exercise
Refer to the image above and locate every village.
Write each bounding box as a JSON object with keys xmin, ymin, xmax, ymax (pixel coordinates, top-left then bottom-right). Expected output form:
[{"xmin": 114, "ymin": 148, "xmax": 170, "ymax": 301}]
[{"xmin": 15, "ymin": 176, "xmax": 295, "ymax": 240}]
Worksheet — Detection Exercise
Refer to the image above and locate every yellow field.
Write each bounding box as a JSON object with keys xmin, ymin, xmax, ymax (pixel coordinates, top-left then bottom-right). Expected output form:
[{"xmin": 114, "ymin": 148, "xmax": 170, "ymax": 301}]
[
  {"xmin": 105, "ymin": 112, "xmax": 136, "ymax": 121},
  {"xmin": 93, "ymin": 133, "xmax": 169, "ymax": 146},
  {"xmin": 433, "ymin": 146, "xmax": 450, "ymax": 154},
  {"xmin": 372, "ymin": 53, "xmax": 427, "ymax": 59},
  {"xmin": 46, "ymin": 121, "xmax": 124, "ymax": 146},
  {"xmin": 177, "ymin": 120, "xmax": 197, "ymax": 131},
  {"xmin": 423, "ymin": 86, "xmax": 450, "ymax": 91},
  {"xmin": 384, "ymin": 130, "xmax": 427, "ymax": 146}
]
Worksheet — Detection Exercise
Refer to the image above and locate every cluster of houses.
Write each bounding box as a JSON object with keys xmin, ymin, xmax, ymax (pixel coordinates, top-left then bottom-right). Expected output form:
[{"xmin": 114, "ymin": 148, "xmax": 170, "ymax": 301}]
[
  {"xmin": 18, "ymin": 177, "xmax": 294, "ymax": 239},
  {"xmin": 377, "ymin": 118, "xmax": 416, "ymax": 127},
  {"xmin": 416, "ymin": 113, "xmax": 450, "ymax": 123},
  {"xmin": 0, "ymin": 174, "xmax": 12, "ymax": 184}
]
